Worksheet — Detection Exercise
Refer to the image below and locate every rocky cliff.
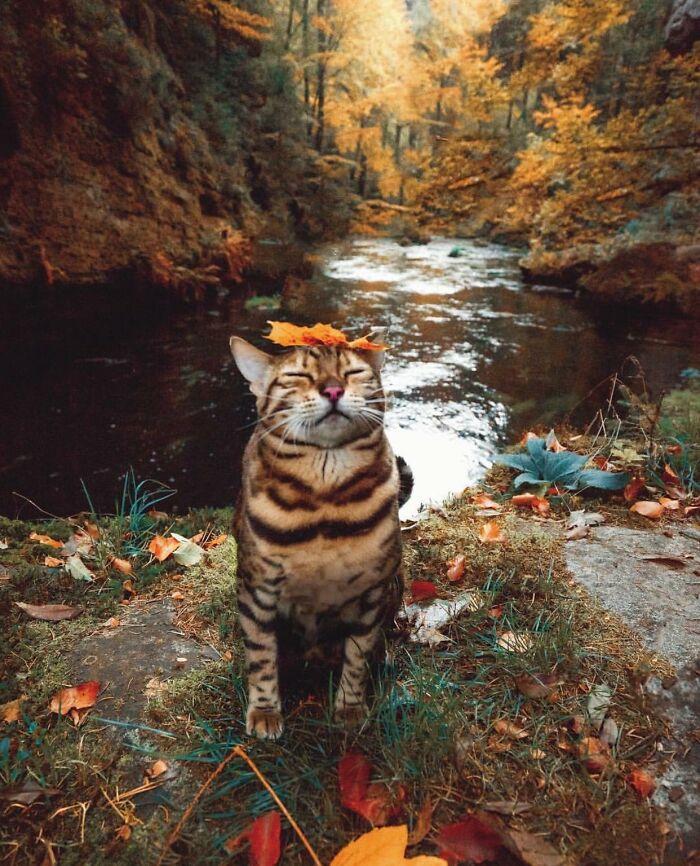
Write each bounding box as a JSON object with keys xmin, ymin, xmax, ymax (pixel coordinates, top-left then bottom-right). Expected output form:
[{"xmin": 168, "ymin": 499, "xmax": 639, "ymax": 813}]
[{"xmin": 0, "ymin": 0, "xmax": 329, "ymax": 287}]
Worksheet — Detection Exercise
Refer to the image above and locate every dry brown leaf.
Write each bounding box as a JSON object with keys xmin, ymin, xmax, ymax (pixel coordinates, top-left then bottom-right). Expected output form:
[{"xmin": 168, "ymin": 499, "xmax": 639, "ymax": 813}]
[
  {"xmin": 44, "ymin": 555, "xmax": 63, "ymax": 567},
  {"xmin": 515, "ymin": 673, "xmax": 558, "ymax": 699},
  {"xmin": 84, "ymin": 522, "xmax": 101, "ymax": 539},
  {"xmin": 630, "ymin": 501, "xmax": 664, "ymax": 519},
  {"xmin": 484, "ymin": 813, "xmax": 571, "ymax": 866},
  {"xmin": 639, "ymin": 555, "xmax": 687, "ymax": 569},
  {"xmin": 494, "ymin": 719, "xmax": 528, "ymax": 739},
  {"xmin": 29, "ymin": 532, "xmax": 63, "ymax": 549},
  {"xmin": 203, "ymin": 533, "xmax": 228, "ymax": 549},
  {"xmin": 15, "ymin": 602, "xmax": 83, "ymax": 622},
  {"xmin": 478, "ymin": 521, "xmax": 506, "ymax": 543},
  {"xmin": 407, "ymin": 799, "xmax": 433, "ymax": 846},
  {"xmin": 148, "ymin": 535, "xmax": 180, "ymax": 562},
  {"xmin": 497, "ymin": 631, "xmax": 533, "ymax": 653},
  {"xmin": 1, "ymin": 696, "xmax": 26, "ymax": 723},
  {"xmin": 111, "ymin": 557, "xmax": 133, "ymax": 575},
  {"xmin": 565, "ymin": 525, "xmax": 589, "ymax": 541},
  {"xmin": 446, "ymin": 554, "xmax": 466, "ymax": 583},
  {"xmin": 658, "ymin": 497, "xmax": 680, "ymax": 510},
  {"xmin": 628, "ymin": 768, "xmax": 656, "ymax": 798},
  {"xmin": 482, "ymin": 801, "xmax": 532, "ymax": 816},
  {"xmin": 146, "ymin": 759, "xmax": 169, "ymax": 780},
  {"xmin": 530, "ymin": 749, "xmax": 546, "ymax": 760},
  {"xmin": 472, "ymin": 493, "xmax": 501, "ymax": 511},
  {"xmin": 171, "ymin": 590, "xmax": 185, "ymax": 600},
  {"xmin": 49, "ymin": 680, "xmax": 100, "ymax": 715}
]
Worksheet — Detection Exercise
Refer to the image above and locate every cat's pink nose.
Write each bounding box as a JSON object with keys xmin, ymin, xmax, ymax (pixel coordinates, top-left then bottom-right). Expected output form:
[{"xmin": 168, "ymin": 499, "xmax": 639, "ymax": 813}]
[{"xmin": 322, "ymin": 384, "xmax": 345, "ymax": 403}]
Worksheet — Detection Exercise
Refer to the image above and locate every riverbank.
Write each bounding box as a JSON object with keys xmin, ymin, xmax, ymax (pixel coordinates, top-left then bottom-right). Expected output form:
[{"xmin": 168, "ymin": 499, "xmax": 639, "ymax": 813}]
[{"xmin": 2, "ymin": 384, "xmax": 698, "ymax": 865}]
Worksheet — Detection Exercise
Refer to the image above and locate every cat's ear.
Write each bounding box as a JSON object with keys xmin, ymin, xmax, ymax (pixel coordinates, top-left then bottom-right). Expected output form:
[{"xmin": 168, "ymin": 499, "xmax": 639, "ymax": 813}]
[
  {"xmin": 229, "ymin": 337, "xmax": 273, "ymax": 396},
  {"xmin": 364, "ymin": 327, "xmax": 386, "ymax": 374}
]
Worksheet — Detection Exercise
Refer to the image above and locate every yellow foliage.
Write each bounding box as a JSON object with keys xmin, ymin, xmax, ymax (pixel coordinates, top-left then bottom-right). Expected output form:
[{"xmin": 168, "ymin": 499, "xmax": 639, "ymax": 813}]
[{"xmin": 188, "ymin": 0, "xmax": 271, "ymax": 41}]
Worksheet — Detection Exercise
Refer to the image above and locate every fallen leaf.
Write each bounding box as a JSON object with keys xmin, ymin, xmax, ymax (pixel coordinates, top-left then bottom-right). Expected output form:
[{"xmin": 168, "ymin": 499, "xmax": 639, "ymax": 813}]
[
  {"xmin": 111, "ymin": 557, "xmax": 133, "ymax": 575},
  {"xmin": 662, "ymin": 464, "xmax": 681, "ymax": 484},
  {"xmin": 628, "ymin": 768, "xmax": 655, "ymax": 798},
  {"xmin": 488, "ymin": 605, "xmax": 504, "ymax": 618},
  {"xmin": 530, "ymin": 749, "xmax": 546, "ymax": 760},
  {"xmin": 145, "ymin": 677, "xmax": 167, "ymax": 696},
  {"xmin": 148, "ymin": 535, "xmax": 180, "ymax": 562},
  {"xmin": 1, "ymin": 696, "xmax": 25, "ymax": 722},
  {"xmin": 639, "ymin": 555, "xmax": 687, "ymax": 569},
  {"xmin": 15, "ymin": 602, "xmax": 83, "ymax": 622},
  {"xmin": 685, "ymin": 505, "xmax": 699, "ymax": 517},
  {"xmin": 586, "ymin": 683, "xmax": 612, "ymax": 730},
  {"xmin": 515, "ymin": 673, "xmax": 558, "ymax": 699},
  {"xmin": 171, "ymin": 532, "xmax": 204, "ymax": 567},
  {"xmin": 599, "ymin": 717, "xmax": 619, "ymax": 748},
  {"xmin": 482, "ymin": 813, "xmax": 570, "ymax": 866},
  {"xmin": 248, "ymin": 810, "xmax": 282, "ymax": 866},
  {"xmin": 49, "ymin": 680, "xmax": 100, "ymax": 715},
  {"xmin": 104, "ymin": 616, "xmax": 121, "ymax": 628},
  {"xmin": 446, "ymin": 554, "xmax": 466, "ymax": 583},
  {"xmin": 433, "ymin": 815, "xmax": 503, "ymax": 865},
  {"xmin": 44, "ymin": 555, "xmax": 63, "ymax": 567},
  {"xmin": 0, "ymin": 538, "xmax": 8, "ymax": 549},
  {"xmin": 84, "ymin": 521, "xmax": 101, "ymax": 539},
  {"xmin": 624, "ymin": 477, "xmax": 646, "ymax": 502},
  {"xmin": 146, "ymin": 759, "xmax": 169, "ymax": 780},
  {"xmin": 565, "ymin": 525, "xmax": 589, "ymax": 541},
  {"xmin": 512, "ymin": 493, "xmax": 537, "ymax": 508},
  {"xmin": 62, "ymin": 530, "xmax": 93, "ymax": 557},
  {"xmin": 472, "ymin": 494, "xmax": 501, "ymax": 510},
  {"xmin": 494, "ymin": 719, "xmax": 528, "ymax": 739},
  {"xmin": 567, "ymin": 510, "xmax": 605, "ymax": 529},
  {"xmin": 1, "ymin": 778, "xmax": 61, "ymax": 806},
  {"xmin": 658, "ymin": 497, "xmax": 680, "ymax": 511},
  {"xmin": 630, "ymin": 501, "xmax": 664, "ymax": 519},
  {"xmin": 408, "ymin": 800, "xmax": 433, "ymax": 846},
  {"xmin": 203, "ymin": 533, "xmax": 228, "ymax": 549},
  {"xmin": 29, "ymin": 532, "xmax": 63, "ymax": 549},
  {"xmin": 171, "ymin": 590, "xmax": 185, "ymax": 601},
  {"xmin": 339, "ymin": 753, "xmax": 401, "ymax": 826},
  {"xmin": 545, "ymin": 430, "xmax": 566, "ymax": 452},
  {"xmin": 577, "ymin": 737, "xmax": 612, "ymax": 773},
  {"xmin": 405, "ymin": 591, "xmax": 482, "ymax": 644},
  {"xmin": 478, "ymin": 522, "xmax": 506, "ymax": 543},
  {"xmin": 410, "ymin": 581, "xmax": 438, "ymax": 603},
  {"xmin": 65, "ymin": 554, "xmax": 93, "ymax": 581},
  {"xmin": 330, "ymin": 825, "xmax": 446, "ymax": 866},
  {"xmin": 482, "ymin": 801, "xmax": 532, "ymax": 816},
  {"xmin": 487, "ymin": 736, "xmax": 512, "ymax": 754},
  {"xmin": 148, "ymin": 509, "xmax": 169, "ymax": 521},
  {"xmin": 265, "ymin": 320, "xmax": 388, "ymax": 351},
  {"xmin": 497, "ymin": 631, "xmax": 533, "ymax": 653}
]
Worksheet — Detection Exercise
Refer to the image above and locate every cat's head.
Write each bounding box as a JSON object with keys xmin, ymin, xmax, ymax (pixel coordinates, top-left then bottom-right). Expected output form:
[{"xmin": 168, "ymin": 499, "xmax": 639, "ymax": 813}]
[{"xmin": 230, "ymin": 336, "xmax": 386, "ymax": 448}]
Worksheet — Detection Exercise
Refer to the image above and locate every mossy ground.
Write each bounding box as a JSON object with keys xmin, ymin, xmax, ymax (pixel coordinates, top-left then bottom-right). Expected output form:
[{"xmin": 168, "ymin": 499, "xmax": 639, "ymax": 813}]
[{"xmin": 1, "ymin": 486, "xmax": 680, "ymax": 866}]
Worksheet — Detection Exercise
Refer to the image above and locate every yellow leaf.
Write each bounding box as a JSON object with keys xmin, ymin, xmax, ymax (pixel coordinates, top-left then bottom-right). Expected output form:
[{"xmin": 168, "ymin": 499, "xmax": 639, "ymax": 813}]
[
  {"xmin": 29, "ymin": 532, "xmax": 63, "ymax": 549},
  {"xmin": 330, "ymin": 825, "xmax": 447, "ymax": 866},
  {"xmin": 264, "ymin": 321, "xmax": 388, "ymax": 351}
]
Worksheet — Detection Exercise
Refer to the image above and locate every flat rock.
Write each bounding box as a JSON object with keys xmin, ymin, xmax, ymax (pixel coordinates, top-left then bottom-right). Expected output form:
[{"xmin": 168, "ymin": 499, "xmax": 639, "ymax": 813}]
[
  {"xmin": 70, "ymin": 599, "xmax": 219, "ymax": 721},
  {"xmin": 564, "ymin": 525, "xmax": 700, "ymax": 669}
]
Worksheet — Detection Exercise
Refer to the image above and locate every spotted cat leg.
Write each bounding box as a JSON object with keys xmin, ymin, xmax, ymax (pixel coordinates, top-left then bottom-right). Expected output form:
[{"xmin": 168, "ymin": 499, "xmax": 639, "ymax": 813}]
[
  {"xmin": 334, "ymin": 621, "xmax": 381, "ymax": 728},
  {"xmin": 238, "ymin": 580, "xmax": 283, "ymax": 740}
]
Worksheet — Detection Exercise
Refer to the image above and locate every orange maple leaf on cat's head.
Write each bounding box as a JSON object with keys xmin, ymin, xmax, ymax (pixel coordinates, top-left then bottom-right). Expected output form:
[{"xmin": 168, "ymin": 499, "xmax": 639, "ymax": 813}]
[{"xmin": 264, "ymin": 321, "xmax": 388, "ymax": 351}]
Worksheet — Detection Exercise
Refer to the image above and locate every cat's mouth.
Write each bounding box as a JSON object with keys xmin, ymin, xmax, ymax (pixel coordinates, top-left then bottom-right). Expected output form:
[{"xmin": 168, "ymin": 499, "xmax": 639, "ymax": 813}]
[{"xmin": 316, "ymin": 407, "xmax": 349, "ymax": 425}]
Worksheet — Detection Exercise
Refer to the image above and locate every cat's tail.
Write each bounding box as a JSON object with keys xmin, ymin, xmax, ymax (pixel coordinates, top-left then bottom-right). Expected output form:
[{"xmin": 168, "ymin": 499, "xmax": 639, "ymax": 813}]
[{"xmin": 396, "ymin": 455, "xmax": 414, "ymax": 508}]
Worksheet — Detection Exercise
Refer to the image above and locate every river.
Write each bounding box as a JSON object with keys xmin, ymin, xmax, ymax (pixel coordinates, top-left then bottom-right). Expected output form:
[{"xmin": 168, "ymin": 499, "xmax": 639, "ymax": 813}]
[{"xmin": 1, "ymin": 237, "xmax": 698, "ymax": 517}]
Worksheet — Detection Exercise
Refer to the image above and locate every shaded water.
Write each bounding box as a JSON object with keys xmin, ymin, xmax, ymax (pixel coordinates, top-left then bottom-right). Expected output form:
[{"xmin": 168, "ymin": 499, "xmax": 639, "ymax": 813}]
[{"xmin": 2, "ymin": 237, "xmax": 698, "ymax": 517}]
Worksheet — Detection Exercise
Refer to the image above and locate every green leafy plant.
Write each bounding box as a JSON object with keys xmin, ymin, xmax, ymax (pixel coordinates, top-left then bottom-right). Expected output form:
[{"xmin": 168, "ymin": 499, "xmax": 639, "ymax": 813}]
[{"xmin": 495, "ymin": 436, "xmax": 629, "ymax": 492}]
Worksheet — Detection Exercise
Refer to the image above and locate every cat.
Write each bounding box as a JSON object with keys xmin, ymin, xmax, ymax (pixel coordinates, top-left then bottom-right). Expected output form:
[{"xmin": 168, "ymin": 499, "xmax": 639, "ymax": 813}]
[{"xmin": 229, "ymin": 335, "xmax": 413, "ymax": 739}]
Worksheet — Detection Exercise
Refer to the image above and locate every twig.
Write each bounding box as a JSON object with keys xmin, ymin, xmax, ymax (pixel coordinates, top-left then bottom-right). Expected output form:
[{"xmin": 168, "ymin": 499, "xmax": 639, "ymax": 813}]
[
  {"xmin": 232, "ymin": 745, "xmax": 323, "ymax": 866},
  {"xmin": 154, "ymin": 744, "xmax": 322, "ymax": 866}
]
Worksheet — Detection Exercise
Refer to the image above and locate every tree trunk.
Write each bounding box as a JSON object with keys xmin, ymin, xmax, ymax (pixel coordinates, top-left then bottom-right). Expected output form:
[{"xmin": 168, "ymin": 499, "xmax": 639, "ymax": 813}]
[{"xmin": 314, "ymin": 0, "xmax": 326, "ymax": 152}]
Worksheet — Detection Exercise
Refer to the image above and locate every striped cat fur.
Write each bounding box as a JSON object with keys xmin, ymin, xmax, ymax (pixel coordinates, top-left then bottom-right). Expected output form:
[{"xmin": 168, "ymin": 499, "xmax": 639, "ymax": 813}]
[{"xmin": 230, "ymin": 336, "xmax": 412, "ymax": 739}]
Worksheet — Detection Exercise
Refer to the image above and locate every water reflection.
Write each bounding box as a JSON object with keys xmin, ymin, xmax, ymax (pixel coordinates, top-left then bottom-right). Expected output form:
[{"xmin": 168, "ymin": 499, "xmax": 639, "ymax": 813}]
[{"xmin": 0, "ymin": 237, "xmax": 697, "ymax": 517}]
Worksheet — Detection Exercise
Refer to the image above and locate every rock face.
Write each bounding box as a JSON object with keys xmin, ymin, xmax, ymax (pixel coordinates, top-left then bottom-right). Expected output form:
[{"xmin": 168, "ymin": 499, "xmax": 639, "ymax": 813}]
[
  {"xmin": 0, "ymin": 0, "xmax": 317, "ymax": 286},
  {"xmin": 666, "ymin": 0, "xmax": 700, "ymax": 54}
]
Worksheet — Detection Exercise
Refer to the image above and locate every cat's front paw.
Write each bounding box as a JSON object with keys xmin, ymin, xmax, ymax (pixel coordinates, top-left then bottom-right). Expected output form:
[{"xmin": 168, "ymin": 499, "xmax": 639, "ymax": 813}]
[
  {"xmin": 334, "ymin": 701, "xmax": 369, "ymax": 729},
  {"xmin": 246, "ymin": 707, "xmax": 284, "ymax": 740}
]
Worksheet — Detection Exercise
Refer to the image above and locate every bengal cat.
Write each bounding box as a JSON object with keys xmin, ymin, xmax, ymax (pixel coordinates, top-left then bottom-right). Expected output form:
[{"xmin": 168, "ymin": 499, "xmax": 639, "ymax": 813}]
[{"xmin": 230, "ymin": 336, "xmax": 413, "ymax": 740}]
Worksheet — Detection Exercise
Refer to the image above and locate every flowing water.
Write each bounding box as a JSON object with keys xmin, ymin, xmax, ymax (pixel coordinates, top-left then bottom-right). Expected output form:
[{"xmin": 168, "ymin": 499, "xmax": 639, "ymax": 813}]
[{"xmin": 2, "ymin": 237, "xmax": 698, "ymax": 517}]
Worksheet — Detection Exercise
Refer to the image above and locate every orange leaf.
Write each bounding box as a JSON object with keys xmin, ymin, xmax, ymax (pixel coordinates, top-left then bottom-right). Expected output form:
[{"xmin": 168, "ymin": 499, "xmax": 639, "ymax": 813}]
[
  {"xmin": 29, "ymin": 532, "xmax": 63, "ymax": 549},
  {"xmin": 531, "ymin": 496, "xmax": 550, "ymax": 515},
  {"xmin": 44, "ymin": 555, "xmax": 63, "ymax": 567},
  {"xmin": 330, "ymin": 825, "xmax": 447, "ymax": 866},
  {"xmin": 478, "ymin": 522, "xmax": 506, "ymax": 543},
  {"xmin": 630, "ymin": 501, "xmax": 664, "ymax": 519},
  {"xmin": 661, "ymin": 464, "xmax": 680, "ymax": 484},
  {"xmin": 148, "ymin": 535, "xmax": 180, "ymax": 562},
  {"xmin": 628, "ymin": 768, "xmax": 656, "ymax": 798},
  {"xmin": 112, "ymin": 557, "xmax": 133, "ymax": 575},
  {"xmin": 624, "ymin": 477, "xmax": 646, "ymax": 502},
  {"xmin": 264, "ymin": 321, "xmax": 388, "ymax": 350},
  {"xmin": 203, "ymin": 533, "xmax": 228, "ymax": 549},
  {"xmin": 658, "ymin": 497, "xmax": 680, "ymax": 511},
  {"xmin": 493, "ymin": 720, "xmax": 528, "ymax": 740},
  {"xmin": 446, "ymin": 554, "xmax": 466, "ymax": 583},
  {"xmin": 84, "ymin": 522, "xmax": 101, "ymax": 540},
  {"xmin": 49, "ymin": 680, "xmax": 100, "ymax": 715},
  {"xmin": 1, "ymin": 696, "xmax": 25, "ymax": 723},
  {"xmin": 511, "ymin": 493, "xmax": 536, "ymax": 508},
  {"xmin": 472, "ymin": 493, "xmax": 501, "ymax": 510}
]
